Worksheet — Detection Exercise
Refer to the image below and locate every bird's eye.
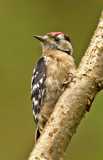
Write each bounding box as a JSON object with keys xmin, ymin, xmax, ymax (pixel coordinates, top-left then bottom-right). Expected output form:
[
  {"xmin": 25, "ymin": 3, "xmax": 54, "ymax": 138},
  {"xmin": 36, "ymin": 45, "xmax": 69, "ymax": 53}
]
[{"xmin": 55, "ymin": 37, "xmax": 59, "ymax": 42}]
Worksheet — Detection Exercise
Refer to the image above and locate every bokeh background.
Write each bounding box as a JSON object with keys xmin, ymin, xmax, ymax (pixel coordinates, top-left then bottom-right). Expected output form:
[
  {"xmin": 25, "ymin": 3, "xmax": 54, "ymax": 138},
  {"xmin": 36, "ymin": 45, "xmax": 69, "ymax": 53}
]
[{"xmin": 0, "ymin": 0, "xmax": 103, "ymax": 159}]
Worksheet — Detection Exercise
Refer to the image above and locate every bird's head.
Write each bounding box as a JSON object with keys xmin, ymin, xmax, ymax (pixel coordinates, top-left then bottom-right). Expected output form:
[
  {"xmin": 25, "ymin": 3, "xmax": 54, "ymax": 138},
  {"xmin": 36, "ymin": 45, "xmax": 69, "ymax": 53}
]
[{"xmin": 33, "ymin": 32, "xmax": 73, "ymax": 55}]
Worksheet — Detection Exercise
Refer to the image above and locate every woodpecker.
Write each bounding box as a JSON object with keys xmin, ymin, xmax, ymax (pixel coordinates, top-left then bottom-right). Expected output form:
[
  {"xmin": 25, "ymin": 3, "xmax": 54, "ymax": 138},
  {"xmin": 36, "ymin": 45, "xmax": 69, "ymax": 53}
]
[{"xmin": 31, "ymin": 32, "xmax": 76, "ymax": 142}]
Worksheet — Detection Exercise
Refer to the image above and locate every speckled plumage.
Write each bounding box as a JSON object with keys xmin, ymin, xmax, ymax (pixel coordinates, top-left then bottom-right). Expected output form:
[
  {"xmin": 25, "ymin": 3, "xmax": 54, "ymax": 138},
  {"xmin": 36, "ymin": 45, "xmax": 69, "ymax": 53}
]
[{"xmin": 31, "ymin": 32, "xmax": 76, "ymax": 141}]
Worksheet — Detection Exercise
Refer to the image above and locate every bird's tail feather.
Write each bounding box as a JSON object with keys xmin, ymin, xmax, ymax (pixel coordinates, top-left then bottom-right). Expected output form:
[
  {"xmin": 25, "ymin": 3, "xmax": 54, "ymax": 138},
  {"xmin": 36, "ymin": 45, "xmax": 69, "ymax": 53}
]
[{"xmin": 35, "ymin": 126, "xmax": 41, "ymax": 143}]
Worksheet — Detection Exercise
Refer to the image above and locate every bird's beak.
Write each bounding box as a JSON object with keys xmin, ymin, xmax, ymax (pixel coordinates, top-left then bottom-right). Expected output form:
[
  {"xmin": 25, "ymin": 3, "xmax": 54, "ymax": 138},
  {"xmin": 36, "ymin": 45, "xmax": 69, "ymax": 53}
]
[{"xmin": 33, "ymin": 35, "xmax": 45, "ymax": 42}]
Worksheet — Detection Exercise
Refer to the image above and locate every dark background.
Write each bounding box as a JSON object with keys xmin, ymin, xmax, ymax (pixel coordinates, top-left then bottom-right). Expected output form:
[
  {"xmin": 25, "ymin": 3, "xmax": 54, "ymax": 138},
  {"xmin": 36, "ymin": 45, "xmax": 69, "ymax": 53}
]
[{"xmin": 0, "ymin": 0, "xmax": 103, "ymax": 159}]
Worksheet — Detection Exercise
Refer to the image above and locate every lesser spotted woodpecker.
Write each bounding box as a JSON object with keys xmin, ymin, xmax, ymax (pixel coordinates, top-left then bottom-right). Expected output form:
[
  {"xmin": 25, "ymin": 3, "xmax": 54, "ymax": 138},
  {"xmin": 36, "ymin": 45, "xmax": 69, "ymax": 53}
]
[{"xmin": 31, "ymin": 32, "xmax": 76, "ymax": 141}]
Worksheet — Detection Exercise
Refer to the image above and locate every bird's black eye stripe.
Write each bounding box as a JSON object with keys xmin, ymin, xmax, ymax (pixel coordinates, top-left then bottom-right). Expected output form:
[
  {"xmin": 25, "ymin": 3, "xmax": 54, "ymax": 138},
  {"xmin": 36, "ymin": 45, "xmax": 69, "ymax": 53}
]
[
  {"xmin": 64, "ymin": 35, "xmax": 71, "ymax": 42},
  {"xmin": 55, "ymin": 37, "xmax": 59, "ymax": 41}
]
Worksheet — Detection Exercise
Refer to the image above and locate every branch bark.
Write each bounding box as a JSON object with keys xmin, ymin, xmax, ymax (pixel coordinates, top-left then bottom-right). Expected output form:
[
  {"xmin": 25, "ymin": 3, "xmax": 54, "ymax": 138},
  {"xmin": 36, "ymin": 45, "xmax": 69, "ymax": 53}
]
[{"xmin": 28, "ymin": 12, "xmax": 103, "ymax": 160}]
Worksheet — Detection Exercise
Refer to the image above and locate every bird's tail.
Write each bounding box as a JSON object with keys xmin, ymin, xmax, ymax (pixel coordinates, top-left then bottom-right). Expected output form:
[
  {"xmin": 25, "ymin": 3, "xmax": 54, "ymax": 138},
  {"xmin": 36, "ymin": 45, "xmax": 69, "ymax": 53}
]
[
  {"xmin": 35, "ymin": 116, "xmax": 47, "ymax": 143},
  {"xmin": 35, "ymin": 126, "xmax": 41, "ymax": 143}
]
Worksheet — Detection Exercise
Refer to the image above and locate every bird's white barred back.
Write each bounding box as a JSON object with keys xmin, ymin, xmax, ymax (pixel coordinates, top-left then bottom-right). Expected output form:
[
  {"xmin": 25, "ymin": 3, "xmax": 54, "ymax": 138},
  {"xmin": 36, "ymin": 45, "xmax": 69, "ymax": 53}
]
[{"xmin": 31, "ymin": 57, "xmax": 46, "ymax": 122}]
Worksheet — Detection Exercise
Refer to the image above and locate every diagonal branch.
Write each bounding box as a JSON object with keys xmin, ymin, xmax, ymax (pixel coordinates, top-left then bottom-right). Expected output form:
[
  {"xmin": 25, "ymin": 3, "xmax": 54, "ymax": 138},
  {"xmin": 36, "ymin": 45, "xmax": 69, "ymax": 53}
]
[{"xmin": 28, "ymin": 12, "xmax": 103, "ymax": 160}]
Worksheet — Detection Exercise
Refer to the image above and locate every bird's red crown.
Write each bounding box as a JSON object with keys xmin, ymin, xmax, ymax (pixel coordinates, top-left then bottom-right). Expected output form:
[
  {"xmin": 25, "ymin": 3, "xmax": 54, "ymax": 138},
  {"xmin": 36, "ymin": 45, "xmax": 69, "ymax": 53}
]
[{"xmin": 47, "ymin": 32, "xmax": 64, "ymax": 36}]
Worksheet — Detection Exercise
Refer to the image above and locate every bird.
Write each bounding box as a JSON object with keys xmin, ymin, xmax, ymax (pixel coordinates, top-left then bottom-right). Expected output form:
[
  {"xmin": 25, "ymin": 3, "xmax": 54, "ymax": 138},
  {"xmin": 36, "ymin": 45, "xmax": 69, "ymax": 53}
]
[{"xmin": 31, "ymin": 32, "xmax": 76, "ymax": 142}]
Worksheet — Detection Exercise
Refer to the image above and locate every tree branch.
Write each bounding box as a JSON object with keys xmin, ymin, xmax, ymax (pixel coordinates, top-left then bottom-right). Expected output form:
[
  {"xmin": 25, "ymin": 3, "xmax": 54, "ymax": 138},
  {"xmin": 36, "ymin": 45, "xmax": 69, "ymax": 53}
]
[{"xmin": 28, "ymin": 12, "xmax": 103, "ymax": 160}]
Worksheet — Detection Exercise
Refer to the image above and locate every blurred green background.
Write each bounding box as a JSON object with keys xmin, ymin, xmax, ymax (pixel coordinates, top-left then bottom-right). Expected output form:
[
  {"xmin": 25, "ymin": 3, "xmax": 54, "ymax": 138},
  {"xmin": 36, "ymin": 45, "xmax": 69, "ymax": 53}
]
[{"xmin": 0, "ymin": 0, "xmax": 103, "ymax": 159}]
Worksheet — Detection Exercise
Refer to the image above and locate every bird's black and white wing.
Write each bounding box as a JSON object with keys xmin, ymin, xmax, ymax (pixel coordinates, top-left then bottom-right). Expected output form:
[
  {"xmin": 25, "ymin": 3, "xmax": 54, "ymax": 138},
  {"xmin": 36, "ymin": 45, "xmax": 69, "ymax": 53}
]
[{"xmin": 31, "ymin": 57, "xmax": 46, "ymax": 123}]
